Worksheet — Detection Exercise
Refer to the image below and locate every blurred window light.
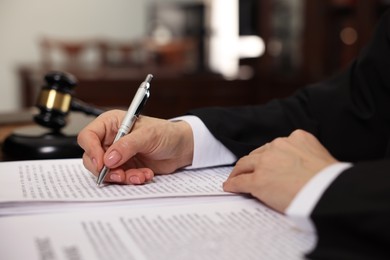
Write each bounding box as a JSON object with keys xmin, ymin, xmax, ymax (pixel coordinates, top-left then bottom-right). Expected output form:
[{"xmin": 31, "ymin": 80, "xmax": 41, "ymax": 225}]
[
  {"xmin": 238, "ymin": 35, "xmax": 265, "ymax": 58},
  {"xmin": 208, "ymin": 0, "xmax": 264, "ymax": 79}
]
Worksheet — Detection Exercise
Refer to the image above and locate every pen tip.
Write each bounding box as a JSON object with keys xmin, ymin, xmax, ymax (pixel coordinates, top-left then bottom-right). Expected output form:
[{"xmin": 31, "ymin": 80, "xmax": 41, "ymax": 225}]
[{"xmin": 96, "ymin": 178, "xmax": 103, "ymax": 187}]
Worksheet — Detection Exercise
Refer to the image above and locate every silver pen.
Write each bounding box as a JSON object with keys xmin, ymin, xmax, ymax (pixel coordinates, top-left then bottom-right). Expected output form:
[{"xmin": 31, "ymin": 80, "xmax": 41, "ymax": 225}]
[{"xmin": 96, "ymin": 74, "xmax": 153, "ymax": 186}]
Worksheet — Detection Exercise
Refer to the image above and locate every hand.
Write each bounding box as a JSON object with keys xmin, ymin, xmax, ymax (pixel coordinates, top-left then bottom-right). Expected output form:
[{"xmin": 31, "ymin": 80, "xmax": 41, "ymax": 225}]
[
  {"xmin": 223, "ymin": 129, "xmax": 338, "ymax": 213},
  {"xmin": 77, "ymin": 110, "xmax": 194, "ymax": 185}
]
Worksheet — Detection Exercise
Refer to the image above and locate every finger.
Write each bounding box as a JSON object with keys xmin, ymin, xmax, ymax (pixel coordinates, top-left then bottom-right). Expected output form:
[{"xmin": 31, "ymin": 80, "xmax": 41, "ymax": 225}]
[
  {"xmin": 78, "ymin": 111, "xmax": 127, "ymax": 168},
  {"xmin": 228, "ymin": 155, "xmax": 256, "ymax": 179},
  {"xmin": 105, "ymin": 169, "xmax": 126, "ymax": 183},
  {"xmin": 78, "ymin": 114, "xmax": 122, "ymax": 169},
  {"xmin": 82, "ymin": 153, "xmax": 99, "ymax": 175},
  {"xmin": 107, "ymin": 168, "xmax": 154, "ymax": 185},
  {"xmin": 78, "ymin": 113, "xmax": 111, "ymax": 151},
  {"xmin": 223, "ymin": 173, "xmax": 254, "ymax": 194},
  {"xmin": 78, "ymin": 128, "xmax": 106, "ymax": 166},
  {"xmin": 125, "ymin": 168, "xmax": 154, "ymax": 185},
  {"xmin": 103, "ymin": 125, "xmax": 154, "ymax": 168},
  {"xmin": 287, "ymin": 130, "xmax": 325, "ymax": 155},
  {"xmin": 288, "ymin": 129, "xmax": 337, "ymax": 165},
  {"xmin": 289, "ymin": 129, "xmax": 315, "ymax": 141},
  {"xmin": 288, "ymin": 129, "xmax": 324, "ymax": 150}
]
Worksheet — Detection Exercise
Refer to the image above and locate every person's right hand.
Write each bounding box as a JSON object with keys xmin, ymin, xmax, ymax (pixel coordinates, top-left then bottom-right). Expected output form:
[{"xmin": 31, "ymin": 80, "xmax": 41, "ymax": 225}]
[{"xmin": 77, "ymin": 110, "xmax": 194, "ymax": 185}]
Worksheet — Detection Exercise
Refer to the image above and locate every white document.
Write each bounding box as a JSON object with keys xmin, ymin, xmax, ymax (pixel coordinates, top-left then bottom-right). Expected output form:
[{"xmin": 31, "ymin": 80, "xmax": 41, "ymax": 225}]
[
  {"xmin": 0, "ymin": 159, "xmax": 233, "ymax": 215},
  {"xmin": 0, "ymin": 158, "xmax": 316, "ymax": 259},
  {"xmin": 0, "ymin": 198, "xmax": 315, "ymax": 260}
]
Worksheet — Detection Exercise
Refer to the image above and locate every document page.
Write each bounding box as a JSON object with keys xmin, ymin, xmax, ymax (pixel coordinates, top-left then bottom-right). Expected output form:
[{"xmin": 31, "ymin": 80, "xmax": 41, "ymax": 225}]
[
  {"xmin": 0, "ymin": 198, "xmax": 316, "ymax": 260},
  {"xmin": 0, "ymin": 159, "xmax": 235, "ymax": 215}
]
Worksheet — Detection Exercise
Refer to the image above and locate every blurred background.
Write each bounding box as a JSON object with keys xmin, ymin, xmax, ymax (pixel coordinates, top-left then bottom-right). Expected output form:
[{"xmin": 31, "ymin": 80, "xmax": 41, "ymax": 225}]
[{"xmin": 1, "ymin": 0, "xmax": 390, "ymax": 119}]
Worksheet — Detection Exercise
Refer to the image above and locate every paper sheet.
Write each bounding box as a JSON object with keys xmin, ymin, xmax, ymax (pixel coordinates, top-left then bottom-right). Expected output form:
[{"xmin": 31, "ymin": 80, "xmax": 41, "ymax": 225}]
[
  {"xmin": 0, "ymin": 159, "xmax": 234, "ymax": 215},
  {"xmin": 0, "ymin": 198, "xmax": 316, "ymax": 260}
]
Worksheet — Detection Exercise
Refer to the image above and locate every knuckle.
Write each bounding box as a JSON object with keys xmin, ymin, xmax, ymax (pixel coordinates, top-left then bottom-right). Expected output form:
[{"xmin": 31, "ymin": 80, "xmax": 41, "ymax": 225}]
[
  {"xmin": 77, "ymin": 130, "xmax": 94, "ymax": 153},
  {"xmin": 290, "ymin": 129, "xmax": 308, "ymax": 139},
  {"xmin": 76, "ymin": 132, "xmax": 84, "ymax": 147},
  {"xmin": 271, "ymin": 137, "xmax": 287, "ymax": 147},
  {"xmin": 236, "ymin": 155, "xmax": 249, "ymax": 165},
  {"xmin": 258, "ymin": 152, "xmax": 272, "ymax": 163}
]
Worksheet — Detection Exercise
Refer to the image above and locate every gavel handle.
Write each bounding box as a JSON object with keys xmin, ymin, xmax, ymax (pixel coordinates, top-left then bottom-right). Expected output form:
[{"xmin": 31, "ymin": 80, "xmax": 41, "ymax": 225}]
[{"xmin": 70, "ymin": 98, "xmax": 106, "ymax": 117}]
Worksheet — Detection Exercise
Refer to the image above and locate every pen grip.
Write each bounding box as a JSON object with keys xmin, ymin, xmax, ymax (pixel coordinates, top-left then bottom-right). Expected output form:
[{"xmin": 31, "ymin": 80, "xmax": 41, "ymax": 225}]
[
  {"xmin": 113, "ymin": 114, "xmax": 137, "ymax": 143},
  {"xmin": 113, "ymin": 130, "xmax": 127, "ymax": 143}
]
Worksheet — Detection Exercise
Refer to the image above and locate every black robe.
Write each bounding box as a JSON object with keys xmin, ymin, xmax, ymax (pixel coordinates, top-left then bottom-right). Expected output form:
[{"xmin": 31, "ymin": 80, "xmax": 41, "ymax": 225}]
[{"xmin": 190, "ymin": 10, "xmax": 390, "ymax": 260}]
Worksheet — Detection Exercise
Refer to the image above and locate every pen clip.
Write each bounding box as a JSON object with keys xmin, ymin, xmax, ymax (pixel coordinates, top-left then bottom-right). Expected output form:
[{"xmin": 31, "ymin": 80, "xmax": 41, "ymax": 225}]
[
  {"xmin": 134, "ymin": 74, "xmax": 151, "ymax": 116},
  {"xmin": 135, "ymin": 89, "xmax": 150, "ymax": 116}
]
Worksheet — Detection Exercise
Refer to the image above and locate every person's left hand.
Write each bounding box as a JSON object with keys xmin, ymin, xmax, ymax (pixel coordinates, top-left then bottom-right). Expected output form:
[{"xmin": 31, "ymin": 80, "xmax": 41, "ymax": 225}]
[{"xmin": 223, "ymin": 129, "xmax": 338, "ymax": 213}]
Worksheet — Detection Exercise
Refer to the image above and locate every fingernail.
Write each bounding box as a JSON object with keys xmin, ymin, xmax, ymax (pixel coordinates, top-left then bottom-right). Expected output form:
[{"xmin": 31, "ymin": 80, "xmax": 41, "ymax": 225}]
[
  {"xmin": 110, "ymin": 173, "xmax": 122, "ymax": 182},
  {"xmin": 130, "ymin": 176, "xmax": 141, "ymax": 184},
  {"xmin": 145, "ymin": 171, "xmax": 152, "ymax": 180},
  {"xmin": 106, "ymin": 150, "xmax": 121, "ymax": 167}
]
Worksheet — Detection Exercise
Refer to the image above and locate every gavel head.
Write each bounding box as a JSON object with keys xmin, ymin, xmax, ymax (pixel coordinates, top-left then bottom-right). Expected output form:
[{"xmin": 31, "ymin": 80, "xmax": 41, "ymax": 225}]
[{"xmin": 34, "ymin": 71, "xmax": 77, "ymax": 130}]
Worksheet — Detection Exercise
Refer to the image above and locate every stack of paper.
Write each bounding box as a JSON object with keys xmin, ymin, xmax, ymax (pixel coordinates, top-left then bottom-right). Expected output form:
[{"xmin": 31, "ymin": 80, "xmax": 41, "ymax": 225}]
[{"xmin": 0, "ymin": 159, "xmax": 316, "ymax": 260}]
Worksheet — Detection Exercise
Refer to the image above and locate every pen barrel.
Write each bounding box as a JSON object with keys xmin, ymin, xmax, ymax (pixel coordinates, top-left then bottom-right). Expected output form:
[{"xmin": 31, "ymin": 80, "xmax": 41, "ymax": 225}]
[
  {"xmin": 126, "ymin": 84, "xmax": 149, "ymax": 114},
  {"xmin": 96, "ymin": 166, "xmax": 109, "ymax": 186},
  {"xmin": 114, "ymin": 115, "xmax": 137, "ymax": 142},
  {"xmin": 96, "ymin": 74, "xmax": 152, "ymax": 186},
  {"xmin": 113, "ymin": 130, "xmax": 127, "ymax": 143}
]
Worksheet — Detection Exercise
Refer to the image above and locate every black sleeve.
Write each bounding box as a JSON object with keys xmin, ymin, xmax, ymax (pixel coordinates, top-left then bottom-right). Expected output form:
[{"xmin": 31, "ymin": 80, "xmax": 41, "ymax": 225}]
[
  {"xmin": 190, "ymin": 9, "xmax": 390, "ymax": 162},
  {"xmin": 306, "ymin": 160, "xmax": 390, "ymax": 259}
]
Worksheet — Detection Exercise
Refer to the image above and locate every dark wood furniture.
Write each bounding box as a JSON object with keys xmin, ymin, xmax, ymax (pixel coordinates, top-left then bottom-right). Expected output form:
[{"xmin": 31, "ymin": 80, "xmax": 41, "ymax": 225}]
[
  {"xmin": 18, "ymin": 66, "xmax": 260, "ymax": 119},
  {"xmin": 18, "ymin": 1, "xmax": 390, "ymax": 120}
]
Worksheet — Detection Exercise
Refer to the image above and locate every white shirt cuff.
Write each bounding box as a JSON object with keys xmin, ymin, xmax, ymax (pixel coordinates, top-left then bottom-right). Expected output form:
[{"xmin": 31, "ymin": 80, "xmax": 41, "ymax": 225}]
[
  {"xmin": 285, "ymin": 162, "xmax": 353, "ymax": 232},
  {"xmin": 171, "ymin": 115, "xmax": 237, "ymax": 168}
]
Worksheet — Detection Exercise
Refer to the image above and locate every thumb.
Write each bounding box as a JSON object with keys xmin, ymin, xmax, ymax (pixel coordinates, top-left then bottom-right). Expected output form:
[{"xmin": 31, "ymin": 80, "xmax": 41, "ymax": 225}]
[{"xmin": 103, "ymin": 129, "xmax": 149, "ymax": 168}]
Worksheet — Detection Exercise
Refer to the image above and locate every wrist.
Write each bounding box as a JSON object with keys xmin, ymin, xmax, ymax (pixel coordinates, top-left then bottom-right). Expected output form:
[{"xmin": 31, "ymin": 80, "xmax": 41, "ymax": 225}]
[{"xmin": 172, "ymin": 120, "xmax": 194, "ymax": 168}]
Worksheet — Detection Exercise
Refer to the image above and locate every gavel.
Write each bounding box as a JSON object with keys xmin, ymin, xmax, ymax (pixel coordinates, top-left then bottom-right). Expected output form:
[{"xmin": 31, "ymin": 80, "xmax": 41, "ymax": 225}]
[
  {"xmin": 34, "ymin": 71, "xmax": 105, "ymax": 130},
  {"xmin": 2, "ymin": 71, "xmax": 105, "ymax": 160}
]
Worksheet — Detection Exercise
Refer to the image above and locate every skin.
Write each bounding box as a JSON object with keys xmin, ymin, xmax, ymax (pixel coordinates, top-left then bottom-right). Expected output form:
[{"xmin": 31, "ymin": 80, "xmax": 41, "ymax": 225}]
[
  {"xmin": 223, "ymin": 129, "xmax": 338, "ymax": 212},
  {"xmin": 78, "ymin": 110, "xmax": 338, "ymax": 213},
  {"xmin": 77, "ymin": 110, "xmax": 194, "ymax": 185}
]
